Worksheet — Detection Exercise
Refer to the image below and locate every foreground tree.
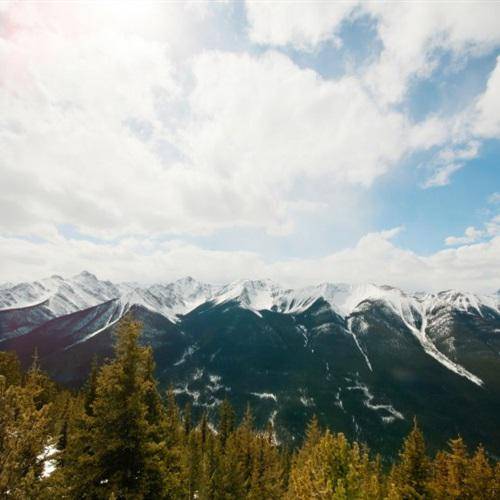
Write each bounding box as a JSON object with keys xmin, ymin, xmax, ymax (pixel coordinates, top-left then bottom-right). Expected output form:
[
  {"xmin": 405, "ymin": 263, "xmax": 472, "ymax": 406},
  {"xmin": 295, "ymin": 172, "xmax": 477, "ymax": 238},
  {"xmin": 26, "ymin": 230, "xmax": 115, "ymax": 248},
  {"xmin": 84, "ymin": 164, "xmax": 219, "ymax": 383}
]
[
  {"xmin": 286, "ymin": 418, "xmax": 383, "ymax": 499},
  {"xmin": 426, "ymin": 437, "xmax": 500, "ymax": 499},
  {"xmin": 389, "ymin": 419, "xmax": 430, "ymax": 498},
  {"xmin": 0, "ymin": 357, "xmax": 52, "ymax": 498},
  {"xmin": 58, "ymin": 315, "xmax": 186, "ymax": 498}
]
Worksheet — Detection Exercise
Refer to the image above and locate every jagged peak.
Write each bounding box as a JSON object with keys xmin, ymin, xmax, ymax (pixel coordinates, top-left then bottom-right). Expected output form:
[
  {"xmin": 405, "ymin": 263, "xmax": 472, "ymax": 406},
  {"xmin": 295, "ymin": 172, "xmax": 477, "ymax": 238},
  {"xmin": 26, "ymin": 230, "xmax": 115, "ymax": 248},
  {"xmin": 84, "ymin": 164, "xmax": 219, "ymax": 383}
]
[
  {"xmin": 73, "ymin": 270, "xmax": 99, "ymax": 281},
  {"xmin": 174, "ymin": 276, "xmax": 197, "ymax": 284},
  {"xmin": 1, "ymin": 272, "xmax": 498, "ymax": 320}
]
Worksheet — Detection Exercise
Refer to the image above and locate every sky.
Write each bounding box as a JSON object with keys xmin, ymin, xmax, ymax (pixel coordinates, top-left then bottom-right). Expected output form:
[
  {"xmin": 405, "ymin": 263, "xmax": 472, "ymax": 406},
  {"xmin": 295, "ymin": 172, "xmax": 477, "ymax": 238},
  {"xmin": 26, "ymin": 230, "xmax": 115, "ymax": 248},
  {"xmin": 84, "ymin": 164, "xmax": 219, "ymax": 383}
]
[{"xmin": 0, "ymin": 1, "xmax": 499, "ymax": 293}]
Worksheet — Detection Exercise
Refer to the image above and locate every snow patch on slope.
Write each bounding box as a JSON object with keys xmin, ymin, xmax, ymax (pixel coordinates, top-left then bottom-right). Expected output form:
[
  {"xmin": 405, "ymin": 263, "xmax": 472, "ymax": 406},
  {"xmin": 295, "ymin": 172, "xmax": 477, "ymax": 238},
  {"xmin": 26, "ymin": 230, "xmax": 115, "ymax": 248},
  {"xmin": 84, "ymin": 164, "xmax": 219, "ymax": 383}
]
[
  {"xmin": 250, "ymin": 392, "xmax": 278, "ymax": 402},
  {"xmin": 346, "ymin": 317, "xmax": 372, "ymax": 371},
  {"xmin": 400, "ymin": 297, "xmax": 484, "ymax": 387},
  {"xmin": 347, "ymin": 382, "xmax": 404, "ymax": 423},
  {"xmin": 346, "ymin": 286, "xmax": 486, "ymax": 386}
]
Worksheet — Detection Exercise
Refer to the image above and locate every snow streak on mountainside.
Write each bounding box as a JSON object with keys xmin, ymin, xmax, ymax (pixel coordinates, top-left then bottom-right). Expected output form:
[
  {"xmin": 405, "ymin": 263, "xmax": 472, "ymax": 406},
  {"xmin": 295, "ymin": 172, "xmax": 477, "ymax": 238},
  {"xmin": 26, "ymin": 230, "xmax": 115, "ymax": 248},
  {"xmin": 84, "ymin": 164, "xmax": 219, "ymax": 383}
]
[{"xmin": 1, "ymin": 272, "xmax": 499, "ymax": 385}]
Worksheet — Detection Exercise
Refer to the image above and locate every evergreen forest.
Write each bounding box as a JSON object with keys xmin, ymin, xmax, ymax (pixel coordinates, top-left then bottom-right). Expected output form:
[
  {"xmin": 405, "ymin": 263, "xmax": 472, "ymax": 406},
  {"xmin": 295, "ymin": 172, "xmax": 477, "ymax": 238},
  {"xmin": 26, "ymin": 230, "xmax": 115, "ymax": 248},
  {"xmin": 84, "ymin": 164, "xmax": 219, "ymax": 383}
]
[{"xmin": 1, "ymin": 316, "xmax": 499, "ymax": 499}]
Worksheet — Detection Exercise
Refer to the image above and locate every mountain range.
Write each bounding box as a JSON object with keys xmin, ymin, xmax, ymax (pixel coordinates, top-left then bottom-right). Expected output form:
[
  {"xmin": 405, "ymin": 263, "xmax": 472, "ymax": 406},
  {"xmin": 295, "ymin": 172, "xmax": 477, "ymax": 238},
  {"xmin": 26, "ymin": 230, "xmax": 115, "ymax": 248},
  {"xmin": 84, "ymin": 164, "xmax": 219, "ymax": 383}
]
[{"xmin": 1, "ymin": 271, "xmax": 499, "ymax": 457}]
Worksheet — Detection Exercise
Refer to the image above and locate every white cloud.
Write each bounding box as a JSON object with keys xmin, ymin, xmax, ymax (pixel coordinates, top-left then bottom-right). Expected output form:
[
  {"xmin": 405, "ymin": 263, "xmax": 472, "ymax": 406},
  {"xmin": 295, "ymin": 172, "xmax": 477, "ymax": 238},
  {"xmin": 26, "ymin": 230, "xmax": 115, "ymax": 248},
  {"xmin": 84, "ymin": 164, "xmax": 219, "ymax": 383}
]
[
  {"xmin": 245, "ymin": 1, "xmax": 356, "ymax": 50},
  {"xmin": 421, "ymin": 140, "xmax": 479, "ymax": 188},
  {"xmin": 182, "ymin": 50, "xmax": 411, "ymax": 186},
  {"xmin": 1, "ymin": 229, "xmax": 498, "ymax": 294},
  {"xmin": 0, "ymin": 24, "xmax": 181, "ymax": 237},
  {"xmin": 422, "ymin": 163, "xmax": 463, "ymax": 189},
  {"xmin": 445, "ymin": 226, "xmax": 483, "ymax": 246},
  {"xmin": 245, "ymin": 2, "xmax": 500, "ymax": 104},
  {"xmin": 364, "ymin": 2, "xmax": 500, "ymax": 105},
  {"xmin": 1, "ymin": 2, "xmax": 296, "ymax": 239},
  {"xmin": 445, "ymin": 208, "xmax": 500, "ymax": 245},
  {"xmin": 489, "ymin": 192, "xmax": 500, "ymax": 204},
  {"xmin": 473, "ymin": 56, "xmax": 500, "ymax": 138},
  {"xmin": 243, "ymin": 1, "xmax": 500, "ymax": 190},
  {"xmin": 420, "ymin": 52, "xmax": 500, "ymax": 188},
  {"xmin": 485, "ymin": 214, "xmax": 500, "ymax": 237},
  {"xmin": 0, "ymin": 5, "xmax": 445, "ymax": 240}
]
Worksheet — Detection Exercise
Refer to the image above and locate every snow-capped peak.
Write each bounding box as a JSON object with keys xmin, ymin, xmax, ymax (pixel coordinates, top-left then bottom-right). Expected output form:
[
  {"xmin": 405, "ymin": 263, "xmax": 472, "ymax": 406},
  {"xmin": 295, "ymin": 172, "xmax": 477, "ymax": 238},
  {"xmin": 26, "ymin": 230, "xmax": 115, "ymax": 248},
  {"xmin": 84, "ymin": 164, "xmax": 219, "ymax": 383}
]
[
  {"xmin": 2, "ymin": 273, "xmax": 498, "ymax": 321},
  {"xmin": 73, "ymin": 270, "xmax": 98, "ymax": 281},
  {"xmin": 1, "ymin": 273, "xmax": 498, "ymax": 387},
  {"xmin": 421, "ymin": 290, "xmax": 499, "ymax": 316},
  {"xmin": 274, "ymin": 282, "xmax": 414, "ymax": 318},
  {"xmin": 212, "ymin": 279, "xmax": 284, "ymax": 314}
]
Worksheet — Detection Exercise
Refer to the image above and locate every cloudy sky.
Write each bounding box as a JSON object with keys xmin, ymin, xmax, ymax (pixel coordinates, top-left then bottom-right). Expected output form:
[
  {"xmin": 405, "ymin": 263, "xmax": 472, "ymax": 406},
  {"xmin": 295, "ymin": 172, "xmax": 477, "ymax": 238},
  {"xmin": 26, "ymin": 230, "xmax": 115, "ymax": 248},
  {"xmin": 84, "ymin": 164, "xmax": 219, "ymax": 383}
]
[{"xmin": 0, "ymin": 1, "xmax": 499, "ymax": 292}]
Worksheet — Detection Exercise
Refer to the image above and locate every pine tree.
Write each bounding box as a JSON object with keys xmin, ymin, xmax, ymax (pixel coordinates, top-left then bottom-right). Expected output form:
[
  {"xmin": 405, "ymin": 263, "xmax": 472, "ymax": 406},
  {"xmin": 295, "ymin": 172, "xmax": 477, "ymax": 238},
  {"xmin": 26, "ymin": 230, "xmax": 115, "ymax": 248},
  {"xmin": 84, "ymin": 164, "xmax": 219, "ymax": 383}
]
[
  {"xmin": 0, "ymin": 350, "xmax": 22, "ymax": 387},
  {"xmin": 287, "ymin": 429, "xmax": 336, "ymax": 499},
  {"xmin": 59, "ymin": 315, "xmax": 186, "ymax": 498},
  {"xmin": 286, "ymin": 416, "xmax": 326, "ymax": 498},
  {"xmin": 199, "ymin": 430, "xmax": 218, "ymax": 500},
  {"xmin": 425, "ymin": 449, "xmax": 448, "ymax": 498},
  {"xmin": 0, "ymin": 363, "xmax": 52, "ymax": 498},
  {"xmin": 425, "ymin": 437, "xmax": 499, "ymax": 499},
  {"xmin": 164, "ymin": 385, "xmax": 182, "ymax": 448},
  {"xmin": 56, "ymin": 398, "xmax": 70, "ymax": 465},
  {"xmin": 464, "ymin": 445, "xmax": 494, "ymax": 498},
  {"xmin": 183, "ymin": 402, "xmax": 192, "ymax": 438},
  {"xmin": 52, "ymin": 394, "xmax": 99, "ymax": 498},
  {"xmin": 200, "ymin": 410, "xmax": 209, "ymax": 451},
  {"xmin": 227, "ymin": 405, "xmax": 256, "ymax": 496},
  {"xmin": 218, "ymin": 398, "xmax": 236, "ymax": 449},
  {"xmin": 84, "ymin": 356, "xmax": 99, "ymax": 416},
  {"xmin": 248, "ymin": 426, "xmax": 285, "ymax": 499},
  {"xmin": 447, "ymin": 437, "xmax": 469, "ymax": 497},
  {"xmin": 390, "ymin": 419, "xmax": 429, "ymax": 498},
  {"xmin": 492, "ymin": 462, "xmax": 500, "ymax": 498},
  {"xmin": 287, "ymin": 421, "xmax": 383, "ymax": 499},
  {"xmin": 184, "ymin": 426, "xmax": 203, "ymax": 499}
]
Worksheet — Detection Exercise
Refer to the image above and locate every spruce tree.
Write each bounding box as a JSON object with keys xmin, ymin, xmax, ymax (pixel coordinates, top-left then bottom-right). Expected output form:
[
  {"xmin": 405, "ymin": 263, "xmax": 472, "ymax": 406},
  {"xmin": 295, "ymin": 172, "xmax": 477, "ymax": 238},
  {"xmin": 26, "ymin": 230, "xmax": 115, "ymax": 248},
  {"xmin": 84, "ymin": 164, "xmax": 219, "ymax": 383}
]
[
  {"xmin": 248, "ymin": 430, "xmax": 284, "ymax": 499},
  {"xmin": 464, "ymin": 445, "xmax": 494, "ymax": 498},
  {"xmin": 0, "ymin": 351, "xmax": 22, "ymax": 387},
  {"xmin": 218, "ymin": 398, "xmax": 236, "ymax": 449},
  {"xmin": 84, "ymin": 356, "xmax": 99, "ymax": 416},
  {"xmin": 199, "ymin": 430, "xmax": 218, "ymax": 500},
  {"xmin": 0, "ymin": 364, "xmax": 52, "ymax": 498},
  {"xmin": 390, "ymin": 419, "xmax": 429, "ymax": 498},
  {"xmin": 60, "ymin": 315, "xmax": 186, "ymax": 498}
]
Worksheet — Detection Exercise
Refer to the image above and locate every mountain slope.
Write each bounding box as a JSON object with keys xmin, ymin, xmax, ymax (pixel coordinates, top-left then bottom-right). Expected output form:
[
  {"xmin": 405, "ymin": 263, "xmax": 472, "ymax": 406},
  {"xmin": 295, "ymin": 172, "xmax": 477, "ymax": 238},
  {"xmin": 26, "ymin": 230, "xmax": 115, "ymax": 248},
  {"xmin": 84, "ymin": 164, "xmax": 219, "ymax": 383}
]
[{"xmin": 0, "ymin": 272, "xmax": 499, "ymax": 456}]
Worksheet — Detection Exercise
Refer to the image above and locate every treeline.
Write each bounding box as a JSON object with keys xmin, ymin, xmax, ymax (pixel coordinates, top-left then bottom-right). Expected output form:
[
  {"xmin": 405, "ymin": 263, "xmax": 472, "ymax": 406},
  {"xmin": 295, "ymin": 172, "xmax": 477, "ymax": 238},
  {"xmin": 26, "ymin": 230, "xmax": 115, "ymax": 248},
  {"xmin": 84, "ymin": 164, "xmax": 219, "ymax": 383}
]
[{"xmin": 1, "ymin": 316, "xmax": 499, "ymax": 499}]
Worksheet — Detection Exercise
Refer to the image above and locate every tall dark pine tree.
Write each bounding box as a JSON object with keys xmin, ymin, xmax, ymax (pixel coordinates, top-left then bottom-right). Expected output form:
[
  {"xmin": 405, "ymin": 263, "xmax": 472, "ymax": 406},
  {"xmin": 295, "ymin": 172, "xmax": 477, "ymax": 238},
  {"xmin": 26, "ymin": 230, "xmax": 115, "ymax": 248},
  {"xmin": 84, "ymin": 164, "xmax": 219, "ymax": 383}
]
[
  {"xmin": 0, "ymin": 353, "xmax": 52, "ymax": 498},
  {"xmin": 218, "ymin": 398, "xmax": 236, "ymax": 449},
  {"xmin": 390, "ymin": 419, "xmax": 430, "ymax": 498},
  {"xmin": 0, "ymin": 351, "xmax": 22, "ymax": 387},
  {"xmin": 63, "ymin": 315, "xmax": 185, "ymax": 498}
]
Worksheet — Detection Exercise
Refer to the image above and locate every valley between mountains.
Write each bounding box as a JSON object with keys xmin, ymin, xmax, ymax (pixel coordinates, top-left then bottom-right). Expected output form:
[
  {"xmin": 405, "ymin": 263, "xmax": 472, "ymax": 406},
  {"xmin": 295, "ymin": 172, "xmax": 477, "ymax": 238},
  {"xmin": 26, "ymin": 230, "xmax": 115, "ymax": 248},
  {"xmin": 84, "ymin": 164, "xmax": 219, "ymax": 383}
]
[{"xmin": 1, "ymin": 271, "xmax": 499, "ymax": 457}]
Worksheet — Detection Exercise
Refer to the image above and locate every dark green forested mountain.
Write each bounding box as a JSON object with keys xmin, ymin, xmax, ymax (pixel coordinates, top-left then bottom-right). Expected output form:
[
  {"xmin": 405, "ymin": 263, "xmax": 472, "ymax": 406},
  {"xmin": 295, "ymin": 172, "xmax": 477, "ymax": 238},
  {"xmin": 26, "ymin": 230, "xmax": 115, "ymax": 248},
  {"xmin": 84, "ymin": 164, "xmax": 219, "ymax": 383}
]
[
  {"xmin": 1, "ymin": 274, "xmax": 500, "ymax": 461},
  {"xmin": 1, "ymin": 316, "xmax": 499, "ymax": 499}
]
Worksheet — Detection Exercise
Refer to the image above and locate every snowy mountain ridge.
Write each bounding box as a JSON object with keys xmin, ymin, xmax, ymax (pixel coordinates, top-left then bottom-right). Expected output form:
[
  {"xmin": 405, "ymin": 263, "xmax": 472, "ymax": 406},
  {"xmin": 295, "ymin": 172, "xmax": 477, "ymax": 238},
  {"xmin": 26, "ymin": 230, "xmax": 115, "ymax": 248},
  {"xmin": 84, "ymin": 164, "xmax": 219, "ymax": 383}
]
[
  {"xmin": 1, "ymin": 272, "xmax": 498, "ymax": 322},
  {"xmin": 3, "ymin": 272, "xmax": 498, "ymax": 388}
]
